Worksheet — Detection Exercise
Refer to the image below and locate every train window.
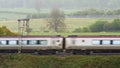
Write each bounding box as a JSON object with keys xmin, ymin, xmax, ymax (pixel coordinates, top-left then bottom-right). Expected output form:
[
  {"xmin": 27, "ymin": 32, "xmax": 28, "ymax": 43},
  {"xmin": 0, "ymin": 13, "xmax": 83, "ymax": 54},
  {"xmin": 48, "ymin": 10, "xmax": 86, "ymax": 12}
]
[
  {"xmin": 39, "ymin": 40, "xmax": 47, "ymax": 45},
  {"xmin": 29, "ymin": 40, "xmax": 37, "ymax": 45},
  {"xmin": 8, "ymin": 40, "xmax": 18, "ymax": 45},
  {"xmin": 0, "ymin": 40, "xmax": 7, "ymax": 45},
  {"xmin": 102, "ymin": 40, "xmax": 110, "ymax": 45},
  {"xmin": 21, "ymin": 40, "xmax": 27, "ymax": 45},
  {"xmin": 92, "ymin": 40, "xmax": 100, "ymax": 45},
  {"xmin": 113, "ymin": 40, "xmax": 120, "ymax": 45}
]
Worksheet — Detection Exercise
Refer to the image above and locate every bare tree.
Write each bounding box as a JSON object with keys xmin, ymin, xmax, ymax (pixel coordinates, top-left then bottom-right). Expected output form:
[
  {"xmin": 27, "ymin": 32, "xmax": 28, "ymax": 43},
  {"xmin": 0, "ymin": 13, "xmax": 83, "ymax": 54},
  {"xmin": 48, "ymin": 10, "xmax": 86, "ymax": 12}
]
[{"xmin": 46, "ymin": 8, "xmax": 66, "ymax": 32}]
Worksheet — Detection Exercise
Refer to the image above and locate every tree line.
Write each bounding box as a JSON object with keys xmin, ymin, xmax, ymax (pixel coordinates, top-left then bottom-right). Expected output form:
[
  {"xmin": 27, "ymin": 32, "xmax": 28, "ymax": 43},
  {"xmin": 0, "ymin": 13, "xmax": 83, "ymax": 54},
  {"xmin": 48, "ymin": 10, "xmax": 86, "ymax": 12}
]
[
  {"xmin": 73, "ymin": 19, "xmax": 120, "ymax": 32},
  {"xmin": 30, "ymin": 9, "xmax": 120, "ymax": 19},
  {"xmin": 1, "ymin": 8, "xmax": 120, "ymax": 19},
  {"xmin": 69, "ymin": 9, "xmax": 120, "ymax": 18}
]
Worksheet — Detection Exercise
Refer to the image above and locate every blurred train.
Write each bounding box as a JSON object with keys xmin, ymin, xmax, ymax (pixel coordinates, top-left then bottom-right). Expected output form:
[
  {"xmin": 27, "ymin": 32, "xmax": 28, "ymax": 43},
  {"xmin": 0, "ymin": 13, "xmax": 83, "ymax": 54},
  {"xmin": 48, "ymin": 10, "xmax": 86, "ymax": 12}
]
[
  {"xmin": 66, "ymin": 35, "xmax": 120, "ymax": 54},
  {"xmin": 0, "ymin": 35, "xmax": 120, "ymax": 54}
]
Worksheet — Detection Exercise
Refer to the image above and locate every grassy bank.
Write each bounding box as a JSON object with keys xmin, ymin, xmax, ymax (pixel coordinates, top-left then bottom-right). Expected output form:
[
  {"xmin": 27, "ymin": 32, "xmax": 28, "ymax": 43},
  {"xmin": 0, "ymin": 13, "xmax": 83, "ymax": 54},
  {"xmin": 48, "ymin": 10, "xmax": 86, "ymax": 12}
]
[
  {"xmin": 29, "ymin": 32, "xmax": 120, "ymax": 37},
  {"xmin": 0, "ymin": 54, "xmax": 120, "ymax": 68}
]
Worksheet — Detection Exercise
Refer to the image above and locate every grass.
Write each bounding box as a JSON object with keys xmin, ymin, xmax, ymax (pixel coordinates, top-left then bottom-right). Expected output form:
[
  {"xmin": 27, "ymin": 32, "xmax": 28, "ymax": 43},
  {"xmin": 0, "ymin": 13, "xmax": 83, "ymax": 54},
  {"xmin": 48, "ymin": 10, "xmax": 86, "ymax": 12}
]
[
  {"xmin": 66, "ymin": 18, "xmax": 113, "ymax": 31},
  {"xmin": 0, "ymin": 54, "xmax": 120, "ymax": 68},
  {"xmin": 0, "ymin": 8, "xmax": 115, "ymax": 35},
  {"xmin": 29, "ymin": 32, "xmax": 120, "ymax": 37},
  {"xmin": 0, "ymin": 18, "xmax": 119, "ymax": 36},
  {"xmin": 0, "ymin": 18, "xmax": 113, "ymax": 32}
]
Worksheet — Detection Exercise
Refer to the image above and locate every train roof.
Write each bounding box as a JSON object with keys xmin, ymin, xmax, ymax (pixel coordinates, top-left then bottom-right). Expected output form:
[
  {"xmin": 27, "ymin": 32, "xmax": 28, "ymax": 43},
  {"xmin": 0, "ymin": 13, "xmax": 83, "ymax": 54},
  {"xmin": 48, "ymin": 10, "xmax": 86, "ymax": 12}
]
[
  {"xmin": 0, "ymin": 35, "xmax": 63, "ymax": 38},
  {"xmin": 67, "ymin": 35, "xmax": 120, "ymax": 38}
]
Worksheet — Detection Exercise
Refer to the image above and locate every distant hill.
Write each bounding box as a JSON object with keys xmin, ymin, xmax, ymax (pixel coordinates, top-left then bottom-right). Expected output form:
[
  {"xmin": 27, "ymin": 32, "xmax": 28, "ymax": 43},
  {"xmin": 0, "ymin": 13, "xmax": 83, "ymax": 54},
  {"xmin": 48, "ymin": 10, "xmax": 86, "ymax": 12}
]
[{"xmin": 0, "ymin": 0, "xmax": 120, "ymax": 10}]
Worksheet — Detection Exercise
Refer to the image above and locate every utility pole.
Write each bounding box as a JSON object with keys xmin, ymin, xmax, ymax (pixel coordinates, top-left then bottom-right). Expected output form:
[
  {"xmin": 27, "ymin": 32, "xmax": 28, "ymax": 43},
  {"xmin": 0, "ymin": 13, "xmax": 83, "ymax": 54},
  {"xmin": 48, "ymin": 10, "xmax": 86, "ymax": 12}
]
[
  {"xmin": 17, "ymin": 19, "xmax": 30, "ymax": 53},
  {"xmin": 18, "ymin": 19, "xmax": 30, "ymax": 35}
]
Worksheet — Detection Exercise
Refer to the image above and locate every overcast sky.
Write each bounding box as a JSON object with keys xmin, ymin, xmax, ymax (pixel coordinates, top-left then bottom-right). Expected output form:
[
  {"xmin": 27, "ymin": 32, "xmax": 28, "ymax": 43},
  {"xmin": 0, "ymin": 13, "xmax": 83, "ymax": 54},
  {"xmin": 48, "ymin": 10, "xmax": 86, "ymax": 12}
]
[{"xmin": 0, "ymin": 0, "xmax": 119, "ymax": 9}]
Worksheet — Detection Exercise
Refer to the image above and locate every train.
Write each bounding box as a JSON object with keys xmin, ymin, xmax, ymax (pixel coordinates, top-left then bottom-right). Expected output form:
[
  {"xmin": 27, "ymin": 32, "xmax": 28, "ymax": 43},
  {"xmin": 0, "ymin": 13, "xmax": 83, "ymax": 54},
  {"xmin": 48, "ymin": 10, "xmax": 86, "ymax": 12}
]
[{"xmin": 0, "ymin": 35, "xmax": 120, "ymax": 55}]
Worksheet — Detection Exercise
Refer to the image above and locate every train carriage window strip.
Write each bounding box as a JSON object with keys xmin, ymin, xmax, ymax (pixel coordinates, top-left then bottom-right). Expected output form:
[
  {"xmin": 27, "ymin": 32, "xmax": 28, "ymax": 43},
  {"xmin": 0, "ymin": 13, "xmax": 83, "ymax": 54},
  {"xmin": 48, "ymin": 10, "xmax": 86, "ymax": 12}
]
[
  {"xmin": 8, "ymin": 40, "xmax": 18, "ymax": 45},
  {"xmin": 39, "ymin": 40, "xmax": 48, "ymax": 45},
  {"xmin": 0, "ymin": 40, "xmax": 7, "ymax": 45},
  {"xmin": 113, "ymin": 40, "xmax": 120, "ymax": 45}
]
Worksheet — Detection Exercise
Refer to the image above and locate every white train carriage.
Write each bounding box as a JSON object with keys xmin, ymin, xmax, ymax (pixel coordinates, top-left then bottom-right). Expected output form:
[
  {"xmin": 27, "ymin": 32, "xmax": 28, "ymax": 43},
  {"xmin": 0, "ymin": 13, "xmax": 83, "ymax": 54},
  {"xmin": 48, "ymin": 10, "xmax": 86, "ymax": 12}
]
[
  {"xmin": 66, "ymin": 35, "xmax": 120, "ymax": 54},
  {"xmin": 0, "ymin": 35, "xmax": 63, "ymax": 53},
  {"xmin": 21, "ymin": 36, "xmax": 63, "ymax": 50},
  {"xmin": 0, "ymin": 36, "xmax": 19, "ymax": 50}
]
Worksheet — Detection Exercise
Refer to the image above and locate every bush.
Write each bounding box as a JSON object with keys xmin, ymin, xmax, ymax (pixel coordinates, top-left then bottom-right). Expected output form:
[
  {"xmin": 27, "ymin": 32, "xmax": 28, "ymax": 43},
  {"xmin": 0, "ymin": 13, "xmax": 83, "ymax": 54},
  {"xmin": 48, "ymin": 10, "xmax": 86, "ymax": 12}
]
[
  {"xmin": 82, "ymin": 27, "xmax": 90, "ymax": 32},
  {"xmin": 0, "ymin": 26, "xmax": 17, "ymax": 36},
  {"xmin": 89, "ymin": 21, "xmax": 108, "ymax": 32},
  {"xmin": 73, "ymin": 27, "xmax": 82, "ymax": 33}
]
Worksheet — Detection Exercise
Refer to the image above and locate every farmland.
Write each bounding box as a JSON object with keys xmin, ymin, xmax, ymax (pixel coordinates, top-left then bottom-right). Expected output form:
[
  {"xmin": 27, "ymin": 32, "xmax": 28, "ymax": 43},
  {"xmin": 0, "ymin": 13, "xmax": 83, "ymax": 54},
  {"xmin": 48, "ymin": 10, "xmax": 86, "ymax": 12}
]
[
  {"xmin": 0, "ymin": 8, "xmax": 117, "ymax": 36},
  {"xmin": 0, "ymin": 18, "xmax": 118, "ymax": 36},
  {"xmin": 0, "ymin": 18, "xmax": 113, "ymax": 32}
]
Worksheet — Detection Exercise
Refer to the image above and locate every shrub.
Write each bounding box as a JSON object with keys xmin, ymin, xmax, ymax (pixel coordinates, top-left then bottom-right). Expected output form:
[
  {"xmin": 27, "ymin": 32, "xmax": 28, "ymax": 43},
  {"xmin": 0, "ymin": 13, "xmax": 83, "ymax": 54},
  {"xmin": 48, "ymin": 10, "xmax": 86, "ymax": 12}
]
[
  {"xmin": 0, "ymin": 54, "xmax": 120, "ymax": 68},
  {"xmin": 73, "ymin": 27, "xmax": 82, "ymax": 33}
]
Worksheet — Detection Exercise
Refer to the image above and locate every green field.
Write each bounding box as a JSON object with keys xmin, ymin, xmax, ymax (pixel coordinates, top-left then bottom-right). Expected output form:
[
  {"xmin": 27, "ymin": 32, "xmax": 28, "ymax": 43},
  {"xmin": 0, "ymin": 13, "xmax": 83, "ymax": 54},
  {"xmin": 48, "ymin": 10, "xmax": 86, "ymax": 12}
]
[
  {"xmin": 0, "ymin": 18, "xmax": 119, "ymax": 36},
  {"xmin": 0, "ymin": 18, "xmax": 112, "ymax": 31},
  {"xmin": 0, "ymin": 8, "xmax": 118, "ymax": 36},
  {"xmin": 0, "ymin": 54, "xmax": 120, "ymax": 68},
  {"xmin": 29, "ymin": 32, "xmax": 120, "ymax": 36}
]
